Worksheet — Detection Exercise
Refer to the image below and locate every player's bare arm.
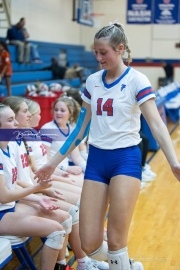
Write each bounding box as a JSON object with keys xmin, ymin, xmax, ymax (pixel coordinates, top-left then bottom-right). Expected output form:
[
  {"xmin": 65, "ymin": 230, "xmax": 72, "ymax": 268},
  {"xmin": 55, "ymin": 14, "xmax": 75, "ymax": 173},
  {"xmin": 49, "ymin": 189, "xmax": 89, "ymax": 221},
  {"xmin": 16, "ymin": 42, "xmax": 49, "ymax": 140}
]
[
  {"xmin": 140, "ymin": 98, "xmax": 180, "ymax": 181},
  {"xmin": 35, "ymin": 101, "xmax": 91, "ymax": 182}
]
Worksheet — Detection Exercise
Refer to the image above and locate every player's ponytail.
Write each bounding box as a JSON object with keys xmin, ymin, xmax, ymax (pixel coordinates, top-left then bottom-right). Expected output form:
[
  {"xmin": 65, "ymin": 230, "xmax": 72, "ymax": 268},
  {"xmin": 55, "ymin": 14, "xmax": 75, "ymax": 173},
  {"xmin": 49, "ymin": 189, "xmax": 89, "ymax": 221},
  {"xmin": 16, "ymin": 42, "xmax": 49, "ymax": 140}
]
[{"xmin": 22, "ymin": 139, "xmax": 32, "ymax": 166}]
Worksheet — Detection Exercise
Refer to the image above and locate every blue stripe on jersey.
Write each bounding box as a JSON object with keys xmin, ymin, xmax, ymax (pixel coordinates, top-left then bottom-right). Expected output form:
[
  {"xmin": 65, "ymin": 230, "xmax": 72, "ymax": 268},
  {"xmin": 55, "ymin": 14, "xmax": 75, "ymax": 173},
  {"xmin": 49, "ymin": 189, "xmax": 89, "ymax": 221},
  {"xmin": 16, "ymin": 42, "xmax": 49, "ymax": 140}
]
[
  {"xmin": 0, "ymin": 145, "xmax": 10, "ymax": 158},
  {"xmin": 102, "ymin": 67, "xmax": 131, "ymax": 89},
  {"xmin": 84, "ymin": 89, "xmax": 91, "ymax": 99},
  {"xmin": 136, "ymin": 86, "xmax": 154, "ymax": 102},
  {"xmin": 0, "ymin": 163, "xmax": 3, "ymax": 170},
  {"xmin": 16, "ymin": 140, "xmax": 22, "ymax": 146}
]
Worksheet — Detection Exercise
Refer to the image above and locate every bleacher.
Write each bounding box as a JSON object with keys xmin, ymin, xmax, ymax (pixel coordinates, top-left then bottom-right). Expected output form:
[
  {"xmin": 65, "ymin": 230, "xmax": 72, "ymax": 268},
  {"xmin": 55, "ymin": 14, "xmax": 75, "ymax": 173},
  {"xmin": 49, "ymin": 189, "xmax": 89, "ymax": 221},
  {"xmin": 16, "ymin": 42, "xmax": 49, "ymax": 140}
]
[{"xmin": 0, "ymin": 41, "xmax": 99, "ymax": 96}]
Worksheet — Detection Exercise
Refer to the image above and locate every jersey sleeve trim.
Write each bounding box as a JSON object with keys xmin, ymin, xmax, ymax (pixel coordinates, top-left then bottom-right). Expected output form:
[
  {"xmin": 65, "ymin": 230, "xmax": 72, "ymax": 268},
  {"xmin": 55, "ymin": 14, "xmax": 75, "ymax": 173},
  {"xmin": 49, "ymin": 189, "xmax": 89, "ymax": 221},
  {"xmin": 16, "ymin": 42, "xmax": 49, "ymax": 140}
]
[
  {"xmin": 41, "ymin": 135, "xmax": 53, "ymax": 144},
  {"xmin": 0, "ymin": 163, "xmax": 4, "ymax": 174},
  {"xmin": 136, "ymin": 86, "xmax": 154, "ymax": 102},
  {"xmin": 28, "ymin": 146, "xmax": 34, "ymax": 156},
  {"xmin": 83, "ymin": 88, "xmax": 91, "ymax": 100}
]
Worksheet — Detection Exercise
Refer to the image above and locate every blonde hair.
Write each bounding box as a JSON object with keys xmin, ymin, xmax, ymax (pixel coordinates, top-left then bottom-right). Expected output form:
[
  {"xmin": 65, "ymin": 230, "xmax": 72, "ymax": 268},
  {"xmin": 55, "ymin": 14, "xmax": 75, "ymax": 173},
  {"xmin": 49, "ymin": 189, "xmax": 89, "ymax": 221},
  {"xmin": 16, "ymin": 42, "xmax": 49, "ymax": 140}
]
[
  {"xmin": 52, "ymin": 95, "xmax": 80, "ymax": 124},
  {"xmin": 0, "ymin": 103, "xmax": 10, "ymax": 127},
  {"xmin": 25, "ymin": 98, "xmax": 40, "ymax": 115},
  {"xmin": 2, "ymin": 96, "xmax": 25, "ymax": 115},
  {"xmin": 94, "ymin": 22, "xmax": 132, "ymax": 65}
]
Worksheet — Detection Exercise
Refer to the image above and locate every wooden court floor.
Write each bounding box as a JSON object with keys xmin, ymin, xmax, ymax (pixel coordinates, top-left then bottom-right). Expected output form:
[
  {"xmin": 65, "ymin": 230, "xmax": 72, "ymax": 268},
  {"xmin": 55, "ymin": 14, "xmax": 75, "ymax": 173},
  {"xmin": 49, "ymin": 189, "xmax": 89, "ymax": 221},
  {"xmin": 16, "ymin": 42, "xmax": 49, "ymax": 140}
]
[{"xmin": 2, "ymin": 121, "xmax": 180, "ymax": 270}]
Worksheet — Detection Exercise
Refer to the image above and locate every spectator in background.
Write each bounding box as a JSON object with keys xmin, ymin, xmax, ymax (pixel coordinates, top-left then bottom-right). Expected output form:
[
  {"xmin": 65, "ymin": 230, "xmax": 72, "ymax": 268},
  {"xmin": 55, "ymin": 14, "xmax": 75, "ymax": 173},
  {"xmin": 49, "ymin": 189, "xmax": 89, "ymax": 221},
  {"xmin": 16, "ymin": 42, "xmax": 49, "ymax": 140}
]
[
  {"xmin": 19, "ymin": 17, "xmax": 42, "ymax": 63},
  {"xmin": 59, "ymin": 49, "xmax": 68, "ymax": 67},
  {"xmin": 65, "ymin": 88, "xmax": 83, "ymax": 106},
  {"xmin": 7, "ymin": 19, "xmax": 30, "ymax": 64},
  {"xmin": 45, "ymin": 57, "xmax": 67, "ymax": 79},
  {"xmin": 161, "ymin": 61, "xmax": 174, "ymax": 85},
  {"xmin": 0, "ymin": 41, "xmax": 12, "ymax": 96},
  {"xmin": 64, "ymin": 63, "xmax": 84, "ymax": 83}
]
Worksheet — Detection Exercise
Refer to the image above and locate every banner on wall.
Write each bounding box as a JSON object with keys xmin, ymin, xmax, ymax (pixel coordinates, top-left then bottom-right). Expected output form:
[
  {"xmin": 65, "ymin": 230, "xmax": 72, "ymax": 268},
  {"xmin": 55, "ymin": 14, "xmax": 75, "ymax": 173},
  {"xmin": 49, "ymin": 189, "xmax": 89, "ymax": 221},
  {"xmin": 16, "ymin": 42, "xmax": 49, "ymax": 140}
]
[
  {"xmin": 126, "ymin": 0, "xmax": 152, "ymax": 24},
  {"xmin": 154, "ymin": 0, "xmax": 179, "ymax": 24},
  {"xmin": 77, "ymin": 0, "xmax": 94, "ymax": 26}
]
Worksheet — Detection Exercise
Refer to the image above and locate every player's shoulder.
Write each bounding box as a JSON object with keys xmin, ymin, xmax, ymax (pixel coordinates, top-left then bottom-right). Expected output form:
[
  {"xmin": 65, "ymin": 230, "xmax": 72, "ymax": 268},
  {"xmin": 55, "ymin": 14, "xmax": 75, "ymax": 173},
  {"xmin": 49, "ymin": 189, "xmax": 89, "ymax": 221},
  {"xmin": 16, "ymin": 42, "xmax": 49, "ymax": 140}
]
[
  {"xmin": 86, "ymin": 70, "xmax": 104, "ymax": 83},
  {"xmin": 129, "ymin": 67, "xmax": 149, "ymax": 82},
  {"xmin": 41, "ymin": 121, "xmax": 55, "ymax": 129},
  {"xmin": 8, "ymin": 141, "xmax": 18, "ymax": 150}
]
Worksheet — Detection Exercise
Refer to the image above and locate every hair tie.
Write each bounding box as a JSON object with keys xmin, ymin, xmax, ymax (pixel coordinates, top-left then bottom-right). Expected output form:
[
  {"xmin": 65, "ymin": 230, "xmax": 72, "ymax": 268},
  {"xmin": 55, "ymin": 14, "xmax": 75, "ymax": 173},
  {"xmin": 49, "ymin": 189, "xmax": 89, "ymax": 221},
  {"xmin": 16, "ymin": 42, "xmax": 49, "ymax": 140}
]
[{"xmin": 109, "ymin": 18, "xmax": 118, "ymax": 26}]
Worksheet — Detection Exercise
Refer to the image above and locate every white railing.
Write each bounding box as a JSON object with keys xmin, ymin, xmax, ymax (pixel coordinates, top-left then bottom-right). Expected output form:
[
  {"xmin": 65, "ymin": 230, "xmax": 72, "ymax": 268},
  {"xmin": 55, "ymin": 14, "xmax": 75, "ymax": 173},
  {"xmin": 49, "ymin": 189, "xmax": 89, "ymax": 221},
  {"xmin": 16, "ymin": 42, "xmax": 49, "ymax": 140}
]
[{"xmin": 2, "ymin": 0, "xmax": 11, "ymax": 27}]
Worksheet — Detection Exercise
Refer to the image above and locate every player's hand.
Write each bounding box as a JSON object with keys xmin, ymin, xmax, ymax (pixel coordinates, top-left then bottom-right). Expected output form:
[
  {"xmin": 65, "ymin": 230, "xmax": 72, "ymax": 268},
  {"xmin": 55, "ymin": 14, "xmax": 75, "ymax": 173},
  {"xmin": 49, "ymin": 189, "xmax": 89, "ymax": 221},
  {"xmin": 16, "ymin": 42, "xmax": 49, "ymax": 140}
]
[
  {"xmin": 66, "ymin": 166, "xmax": 82, "ymax": 175},
  {"xmin": 38, "ymin": 196, "xmax": 60, "ymax": 210},
  {"xmin": 35, "ymin": 179, "xmax": 53, "ymax": 190},
  {"xmin": 34, "ymin": 163, "xmax": 56, "ymax": 182},
  {"xmin": 43, "ymin": 187, "xmax": 65, "ymax": 201}
]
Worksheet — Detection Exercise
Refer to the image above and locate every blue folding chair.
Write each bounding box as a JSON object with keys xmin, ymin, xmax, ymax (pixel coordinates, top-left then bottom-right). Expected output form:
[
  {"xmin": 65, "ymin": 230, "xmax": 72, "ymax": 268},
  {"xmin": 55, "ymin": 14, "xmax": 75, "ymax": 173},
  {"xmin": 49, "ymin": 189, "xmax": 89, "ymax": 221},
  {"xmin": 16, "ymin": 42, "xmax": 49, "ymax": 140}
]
[
  {"xmin": 0, "ymin": 238, "xmax": 12, "ymax": 269},
  {"xmin": 0, "ymin": 236, "xmax": 37, "ymax": 270}
]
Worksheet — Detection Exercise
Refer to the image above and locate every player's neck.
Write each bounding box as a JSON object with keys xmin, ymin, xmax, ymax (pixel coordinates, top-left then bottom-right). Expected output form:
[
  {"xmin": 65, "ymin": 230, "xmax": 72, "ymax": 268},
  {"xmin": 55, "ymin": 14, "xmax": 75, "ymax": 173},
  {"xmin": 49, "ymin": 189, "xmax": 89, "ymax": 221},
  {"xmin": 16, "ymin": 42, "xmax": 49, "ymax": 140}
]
[
  {"xmin": 0, "ymin": 141, "xmax": 8, "ymax": 151},
  {"xmin": 105, "ymin": 63, "xmax": 127, "ymax": 83},
  {"xmin": 55, "ymin": 120, "xmax": 68, "ymax": 130}
]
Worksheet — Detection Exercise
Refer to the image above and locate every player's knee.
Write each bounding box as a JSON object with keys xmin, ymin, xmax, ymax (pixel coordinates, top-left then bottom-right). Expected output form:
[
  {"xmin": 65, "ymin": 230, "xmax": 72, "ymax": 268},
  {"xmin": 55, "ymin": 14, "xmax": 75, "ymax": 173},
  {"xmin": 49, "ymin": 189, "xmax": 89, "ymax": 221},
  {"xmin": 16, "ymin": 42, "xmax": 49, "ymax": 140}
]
[
  {"xmin": 87, "ymin": 241, "xmax": 108, "ymax": 261},
  {"xmin": 68, "ymin": 205, "xmax": 79, "ymax": 225},
  {"xmin": 61, "ymin": 215, "xmax": 72, "ymax": 234},
  {"xmin": 45, "ymin": 230, "xmax": 66, "ymax": 250}
]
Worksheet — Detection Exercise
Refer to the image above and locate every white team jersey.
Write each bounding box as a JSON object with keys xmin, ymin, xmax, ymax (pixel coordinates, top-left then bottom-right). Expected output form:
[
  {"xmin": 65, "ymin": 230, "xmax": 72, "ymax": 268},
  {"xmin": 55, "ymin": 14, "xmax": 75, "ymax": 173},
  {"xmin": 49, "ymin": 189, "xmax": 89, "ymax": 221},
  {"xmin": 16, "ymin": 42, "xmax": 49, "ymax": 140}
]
[
  {"xmin": 0, "ymin": 145, "xmax": 17, "ymax": 210},
  {"xmin": 27, "ymin": 139, "xmax": 47, "ymax": 169},
  {"xmin": 9, "ymin": 140, "xmax": 33, "ymax": 185},
  {"xmin": 82, "ymin": 67, "xmax": 156, "ymax": 149},
  {"xmin": 41, "ymin": 121, "xmax": 73, "ymax": 170}
]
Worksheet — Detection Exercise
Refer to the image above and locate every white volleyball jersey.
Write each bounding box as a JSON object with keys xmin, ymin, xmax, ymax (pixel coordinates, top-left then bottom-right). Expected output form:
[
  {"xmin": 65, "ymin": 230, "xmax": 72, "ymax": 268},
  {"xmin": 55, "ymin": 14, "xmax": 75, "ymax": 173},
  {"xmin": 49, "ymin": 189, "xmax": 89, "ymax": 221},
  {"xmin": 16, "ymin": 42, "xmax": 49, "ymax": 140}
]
[
  {"xmin": 41, "ymin": 121, "xmax": 72, "ymax": 170},
  {"xmin": 0, "ymin": 145, "xmax": 17, "ymax": 210},
  {"xmin": 9, "ymin": 140, "xmax": 33, "ymax": 185},
  {"xmin": 27, "ymin": 140, "xmax": 47, "ymax": 169},
  {"xmin": 82, "ymin": 67, "xmax": 156, "ymax": 149}
]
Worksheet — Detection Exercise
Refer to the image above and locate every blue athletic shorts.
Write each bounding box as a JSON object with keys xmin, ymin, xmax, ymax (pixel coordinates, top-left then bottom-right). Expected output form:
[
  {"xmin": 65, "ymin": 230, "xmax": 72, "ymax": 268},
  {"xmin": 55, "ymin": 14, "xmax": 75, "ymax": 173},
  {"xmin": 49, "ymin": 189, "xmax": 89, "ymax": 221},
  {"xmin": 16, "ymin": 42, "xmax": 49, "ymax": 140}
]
[
  {"xmin": 0, "ymin": 206, "xmax": 15, "ymax": 220},
  {"xmin": 84, "ymin": 145, "xmax": 142, "ymax": 185}
]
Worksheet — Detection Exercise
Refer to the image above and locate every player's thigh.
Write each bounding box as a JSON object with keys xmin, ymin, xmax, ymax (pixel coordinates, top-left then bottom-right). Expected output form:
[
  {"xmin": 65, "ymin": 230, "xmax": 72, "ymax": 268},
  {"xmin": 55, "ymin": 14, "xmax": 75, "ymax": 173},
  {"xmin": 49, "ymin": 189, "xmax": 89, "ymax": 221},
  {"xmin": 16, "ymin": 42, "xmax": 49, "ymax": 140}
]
[
  {"xmin": 80, "ymin": 180, "xmax": 109, "ymax": 245},
  {"xmin": 108, "ymin": 175, "xmax": 140, "ymax": 246},
  {"xmin": 70, "ymin": 173, "xmax": 84, "ymax": 188},
  {"xmin": 0, "ymin": 205, "xmax": 62, "ymax": 237},
  {"xmin": 52, "ymin": 181, "xmax": 82, "ymax": 194},
  {"xmin": 16, "ymin": 201, "xmax": 69, "ymax": 224},
  {"xmin": 51, "ymin": 187, "xmax": 80, "ymax": 205}
]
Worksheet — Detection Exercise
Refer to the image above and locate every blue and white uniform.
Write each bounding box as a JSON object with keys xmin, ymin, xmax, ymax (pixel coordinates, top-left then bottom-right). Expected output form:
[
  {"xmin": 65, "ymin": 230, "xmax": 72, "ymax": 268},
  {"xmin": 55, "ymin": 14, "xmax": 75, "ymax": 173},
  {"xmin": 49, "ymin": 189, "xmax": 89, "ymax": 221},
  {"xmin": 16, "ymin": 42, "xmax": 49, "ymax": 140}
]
[
  {"xmin": 0, "ymin": 145, "xmax": 18, "ymax": 218},
  {"xmin": 41, "ymin": 121, "xmax": 73, "ymax": 171},
  {"xmin": 9, "ymin": 140, "xmax": 34, "ymax": 185},
  {"xmin": 81, "ymin": 67, "xmax": 156, "ymax": 183},
  {"xmin": 27, "ymin": 140, "xmax": 47, "ymax": 169}
]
